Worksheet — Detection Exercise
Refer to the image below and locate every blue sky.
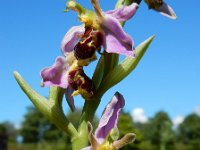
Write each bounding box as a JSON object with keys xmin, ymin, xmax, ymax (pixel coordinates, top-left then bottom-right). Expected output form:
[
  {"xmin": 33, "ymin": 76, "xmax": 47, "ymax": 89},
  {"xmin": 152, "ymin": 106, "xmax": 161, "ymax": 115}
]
[{"xmin": 0, "ymin": 0, "xmax": 200, "ymax": 127}]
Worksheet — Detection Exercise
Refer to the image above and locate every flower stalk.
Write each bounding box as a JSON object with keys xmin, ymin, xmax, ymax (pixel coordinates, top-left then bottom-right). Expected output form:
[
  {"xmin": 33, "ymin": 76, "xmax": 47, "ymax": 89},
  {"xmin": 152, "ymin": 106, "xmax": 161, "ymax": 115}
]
[{"xmin": 77, "ymin": 0, "xmax": 143, "ymax": 148}]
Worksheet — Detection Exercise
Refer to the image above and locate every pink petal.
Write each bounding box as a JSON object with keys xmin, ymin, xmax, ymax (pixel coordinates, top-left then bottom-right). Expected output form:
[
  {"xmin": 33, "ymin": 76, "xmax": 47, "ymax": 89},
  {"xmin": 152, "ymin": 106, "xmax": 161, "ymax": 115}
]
[
  {"xmin": 61, "ymin": 25, "xmax": 85, "ymax": 56},
  {"xmin": 156, "ymin": 2, "xmax": 177, "ymax": 19},
  {"xmin": 95, "ymin": 92, "xmax": 125, "ymax": 142},
  {"xmin": 106, "ymin": 3, "xmax": 139, "ymax": 22},
  {"xmin": 40, "ymin": 56, "xmax": 69, "ymax": 88},
  {"xmin": 102, "ymin": 15, "xmax": 134, "ymax": 57}
]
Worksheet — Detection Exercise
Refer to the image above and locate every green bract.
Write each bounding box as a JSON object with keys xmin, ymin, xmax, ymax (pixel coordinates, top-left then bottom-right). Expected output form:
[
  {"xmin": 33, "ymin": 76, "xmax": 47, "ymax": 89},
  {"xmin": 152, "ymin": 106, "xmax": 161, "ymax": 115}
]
[{"xmin": 97, "ymin": 35, "xmax": 155, "ymax": 97}]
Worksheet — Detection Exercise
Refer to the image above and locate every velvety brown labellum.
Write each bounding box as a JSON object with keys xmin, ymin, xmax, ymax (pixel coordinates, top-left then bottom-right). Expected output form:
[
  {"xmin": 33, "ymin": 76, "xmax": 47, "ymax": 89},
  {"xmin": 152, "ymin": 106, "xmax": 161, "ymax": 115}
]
[
  {"xmin": 74, "ymin": 27, "xmax": 103, "ymax": 60},
  {"xmin": 68, "ymin": 67, "xmax": 95, "ymax": 97}
]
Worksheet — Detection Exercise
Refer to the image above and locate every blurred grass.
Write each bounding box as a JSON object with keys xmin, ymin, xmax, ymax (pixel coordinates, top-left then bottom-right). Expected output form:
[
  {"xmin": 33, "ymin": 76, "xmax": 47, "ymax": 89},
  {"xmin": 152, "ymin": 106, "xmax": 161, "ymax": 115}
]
[{"xmin": 8, "ymin": 142, "xmax": 68, "ymax": 150}]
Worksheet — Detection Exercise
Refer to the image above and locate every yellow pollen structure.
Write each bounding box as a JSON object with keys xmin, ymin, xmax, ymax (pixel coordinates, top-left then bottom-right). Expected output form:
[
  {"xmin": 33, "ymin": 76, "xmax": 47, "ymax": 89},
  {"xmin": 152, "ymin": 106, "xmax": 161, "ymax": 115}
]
[{"xmin": 97, "ymin": 142, "xmax": 116, "ymax": 150}]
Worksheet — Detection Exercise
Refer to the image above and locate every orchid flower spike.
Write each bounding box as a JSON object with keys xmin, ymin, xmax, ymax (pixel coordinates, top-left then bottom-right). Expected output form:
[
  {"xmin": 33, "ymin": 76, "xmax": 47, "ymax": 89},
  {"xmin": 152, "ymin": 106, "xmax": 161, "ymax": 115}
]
[
  {"xmin": 82, "ymin": 92, "xmax": 136, "ymax": 150},
  {"xmin": 64, "ymin": 0, "xmax": 139, "ymax": 58},
  {"xmin": 40, "ymin": 28, "xmax": 96, "ymax": 111},
  {"xmin": 144, "ymin": 0, "xmax": 177, "ymax": 19}
]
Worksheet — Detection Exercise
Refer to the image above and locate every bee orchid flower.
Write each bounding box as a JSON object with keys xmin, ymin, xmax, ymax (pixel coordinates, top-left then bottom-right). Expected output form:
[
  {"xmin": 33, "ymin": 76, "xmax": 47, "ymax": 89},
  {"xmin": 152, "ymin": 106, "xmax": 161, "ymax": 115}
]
[
  {"xmin": 63, "ymin": 0, "xmax": 139, "ymax": 58},
  {"xmin": 82, "ymin": 92, "xmax": 136, "ymax": 150},
  {"xmin": 40, "ymin": 28, "xmax": 96, "ymax": 111}
]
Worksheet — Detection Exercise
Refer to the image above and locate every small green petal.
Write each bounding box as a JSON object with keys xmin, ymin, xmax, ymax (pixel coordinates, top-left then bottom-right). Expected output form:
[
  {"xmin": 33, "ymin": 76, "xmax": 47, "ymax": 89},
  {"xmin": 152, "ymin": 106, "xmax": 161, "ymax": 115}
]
[
  {"xmin": 66, "ymin": 0, "xmax": 86, "ymax": 14},
  {"xmin": 108, "ymin": 128, "xmax": 119, "ymax": 141},
  {"xmin": 113, "ymin": 133, "xmax": 136, "ymax": 149}
]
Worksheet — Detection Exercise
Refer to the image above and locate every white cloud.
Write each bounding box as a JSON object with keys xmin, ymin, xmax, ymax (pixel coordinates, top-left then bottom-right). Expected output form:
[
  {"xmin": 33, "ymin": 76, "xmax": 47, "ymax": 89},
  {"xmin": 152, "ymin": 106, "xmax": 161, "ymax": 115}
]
[
  {"xmin": 193, "ymin": 106, "xmax": 200, "ymax": 116},
  {"xmin": 172, "ymin": 115, "xmax": 184, "ymax": 128},
  {"xmin": 13, "ymin": 119, "xmax": 22, "ymax": 130},
  {"xmin": 131, "ymin": 108, "xmax": 148, "ymax": 123},
  {"xmin": 15, "ymin": 122, "xmax": 21, "ymax": 130}
]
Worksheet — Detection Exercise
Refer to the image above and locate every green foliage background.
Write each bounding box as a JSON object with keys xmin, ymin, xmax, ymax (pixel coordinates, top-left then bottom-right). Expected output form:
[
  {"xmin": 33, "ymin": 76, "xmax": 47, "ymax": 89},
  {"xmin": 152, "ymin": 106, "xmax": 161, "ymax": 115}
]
[{"xmin": 1, "ymin": 107, "xmax": 200, "ymax": 150}]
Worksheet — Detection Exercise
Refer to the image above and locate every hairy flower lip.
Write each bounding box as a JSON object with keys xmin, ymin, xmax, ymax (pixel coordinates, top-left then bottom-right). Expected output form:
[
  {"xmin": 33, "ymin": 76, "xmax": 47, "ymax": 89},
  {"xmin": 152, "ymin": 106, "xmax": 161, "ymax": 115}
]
[
  {"xmin": 74, "ymin": 27, "xmax": 103, "ymax": 60},
  {"xmin": 68, "ymin": 67, "xmax": 95, "ymax": 98},
  {"xmin": 40, "ymin": 53, "xmax": 96, "ymax": 111}
]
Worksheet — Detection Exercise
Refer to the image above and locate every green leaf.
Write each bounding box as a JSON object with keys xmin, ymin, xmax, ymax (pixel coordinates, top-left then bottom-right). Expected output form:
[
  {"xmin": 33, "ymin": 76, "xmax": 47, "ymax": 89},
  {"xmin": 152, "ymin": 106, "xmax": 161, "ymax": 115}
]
[
  {"xmin": 103, "ymin": 52, "xmax": 119, "ymax": 79},
  {"xmin": 97, "ymin": 35, "xmax": 155, "ymax": 96},
  {"xmin": 13, "ymin": 71, "xmax": 51, "ymax": 117},
  {"xmin": 13, "ymin": 71, "xmax": 78, "ymax": 137}
]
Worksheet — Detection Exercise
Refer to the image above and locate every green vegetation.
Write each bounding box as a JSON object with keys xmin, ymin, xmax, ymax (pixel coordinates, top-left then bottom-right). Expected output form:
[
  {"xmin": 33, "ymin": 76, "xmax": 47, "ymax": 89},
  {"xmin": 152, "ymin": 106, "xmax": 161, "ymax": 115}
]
[
  {"xmin": 1, "ymin": 107, "xmax": 200, "ymax": 150},
  {"xmin": 8, "ymin": 142, "xmax": 67, "ymax": 150},
  {"xmin": 177, "ymin": 114, "xmax": 200, "ymax": 150}
]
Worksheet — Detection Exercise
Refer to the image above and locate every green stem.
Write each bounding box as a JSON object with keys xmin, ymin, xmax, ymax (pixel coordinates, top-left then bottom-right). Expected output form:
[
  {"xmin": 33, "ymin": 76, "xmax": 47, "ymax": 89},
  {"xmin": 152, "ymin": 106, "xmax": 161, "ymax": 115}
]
[
  {"xmin": 71, "ymin": 120, "xmax": 88, "ymax": 150},
  {"xmin": 48, "ymin": 87, "xmax": 78, "ymax": 137},
  {"xmin": 92, "ymin": 55, "xmax": 105, "ymax": 89},
  {"xmin": 83, "ymin": 97, "xmax": 102, "ymax": 122},
  {"xmin": 160, "ymin": 142, "xmax": 166, "ymax": 150},
  {"xmin": 70, "ymin": 97, "xmax": 101, "ymax": 150},
  {"xmin": 103, "ymin": 52, "xmax": 119, "ymax": 79}
]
